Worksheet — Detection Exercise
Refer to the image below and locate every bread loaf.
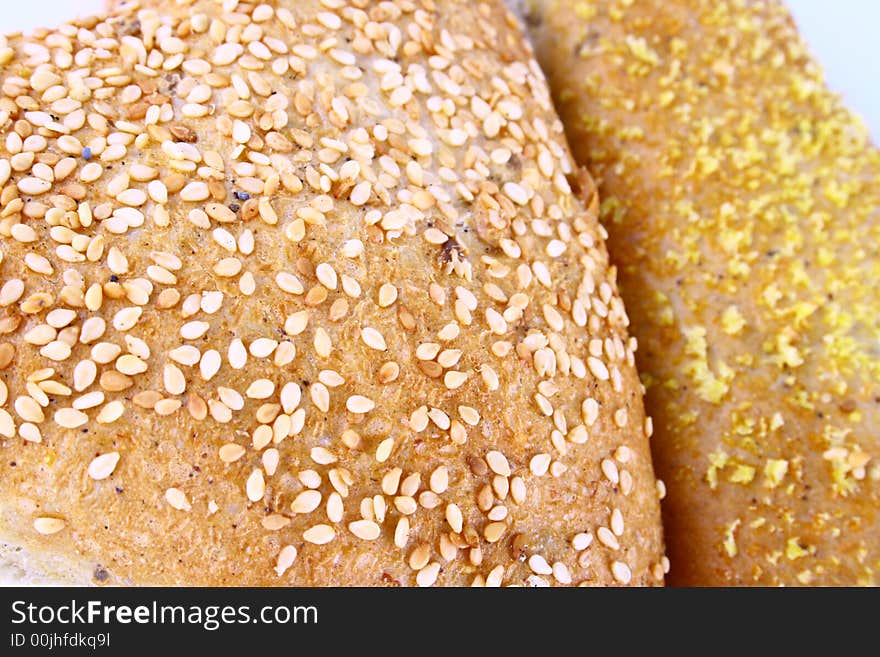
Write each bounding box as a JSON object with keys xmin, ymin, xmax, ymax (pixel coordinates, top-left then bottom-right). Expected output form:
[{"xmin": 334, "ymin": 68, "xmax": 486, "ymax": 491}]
[
  {"xmin": 0, "ymin": 0, "xmax": 664, "ymax": 586},
  {"xmin": 524, "ymin": 0, "xmax": 880, "ymax": 585}
]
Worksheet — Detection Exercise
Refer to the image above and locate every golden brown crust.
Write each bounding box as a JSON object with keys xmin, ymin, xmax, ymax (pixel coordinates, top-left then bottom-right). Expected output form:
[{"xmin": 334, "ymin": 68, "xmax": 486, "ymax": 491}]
[
  {"xmin": 0, "ymin": 0, "xmax": 663, "ymax": 586},
  {"xmin": 525, "ymin": 0, "xmax": 880, "ymax": 585}
]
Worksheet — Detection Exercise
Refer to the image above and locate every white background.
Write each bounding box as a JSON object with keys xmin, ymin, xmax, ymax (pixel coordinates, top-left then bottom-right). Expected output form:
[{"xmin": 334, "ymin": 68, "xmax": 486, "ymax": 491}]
[{"xmin": 0, "ymin": 0, "xmax": 876, "ymax": 138}]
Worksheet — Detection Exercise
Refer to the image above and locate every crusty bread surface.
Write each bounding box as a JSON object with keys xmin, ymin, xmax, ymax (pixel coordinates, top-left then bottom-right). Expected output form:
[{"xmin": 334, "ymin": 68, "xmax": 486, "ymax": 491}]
[
  {"xmin": 0, "ymin": 0, "xmax": 664, "ymax": 586},
  {"xmin": 524, "ymin": 0, "xmax": 880, "ymax": 585}
]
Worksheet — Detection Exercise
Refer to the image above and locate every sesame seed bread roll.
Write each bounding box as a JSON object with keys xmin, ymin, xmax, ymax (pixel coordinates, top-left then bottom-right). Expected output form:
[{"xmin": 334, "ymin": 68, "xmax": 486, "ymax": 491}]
[
  {"xmin": 0, "ymin": 0, "xmax": 664, "ymax": 586},
  {"xmin": 523, "ymin": 0, "xmax": 880, "ymax": 585}
]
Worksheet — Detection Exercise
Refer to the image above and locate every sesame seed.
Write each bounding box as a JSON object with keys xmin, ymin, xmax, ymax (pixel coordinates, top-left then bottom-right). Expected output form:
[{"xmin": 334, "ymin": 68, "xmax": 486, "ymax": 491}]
[
  {"xmin": 429, "ymin": 466, "xmax": 449, "ymax": 494},
  {"xmin": 615, "ymin": 446, "xmax": 633, "ymax": 463},
  {"xmin": 263, "ymin": 515, "xmax": 290, "ymax": 532},
  {"xmin": 116, "ymin": 354, "xmax": 147, "ymax": 376},
  {"xmin": 510, "ymin": 476, "xmax": 526, "ymax": 505},
  {"xmin": 318, "ymin": 370, "xmax": 345, "ymax": 387},
  {"xmin": 88, "ymin": 452, "xmax": 120, "ymax": 480},
  {"xmin": 232, "ymin": 120, "xmax": 251, "ymax": 144},
  {"xmin": 427, "ymin": 408, "xmax": 450, "ymax": 430},
  {"xmin": 280, "ymin": 382, "xmax": 302, "ymax": 414},
  {"xmin": 264, "ymin": 449, "xmax": 281, "ymax": 475},
  {"xmin": 611, "ymin": 561, "xmax": 632, "ymax": 585},
  {"xmin": 611, "ymin": 508, "xmax": 625, "ymax": 536},
  {"xmin": 213, "ymin": 257, "xmax": 242, "ymax": 277},
  {"xmin": 416, "ymin": 343, "xmax": 441, "ymax": 360},
  {"xmin": 212, "ymin": 228, "xmax": 237, "ymax": 252},
  {"xmin": 530, "ymin": 453, "xmax": 551, "ymax": 476},
  {"xmin": 0, "ymin": 279, "xmax": 24, "ymax": 306},
  {"xmin": 485, "ymin": 565, "xmax": 505, "ymax": 588},
  {"xmin": 587, "ymin": 357, "xmax": 610, "ymax": 381},
  {"xmin": 315, "ymin": 263, "xmax": 337, "ymax": 290},
  {"xmin": 347, "ymin": 395, "xmax": 375, "ymax": 414},
  {"xmin": 598, "ymin": 527, "xmax": 620, "ymax": 550},
  {"xmin": 446, "ymin": 504, "xmax": 463, "ymax": 533},
  {"xmin": 303, "ymin": 524, "xmax": 336, "ymax": 545},
  {"xmin": 34, "ymin": 517, "xmax": 66, "ymax": 535},
  {"xmin": 582, "ymin": 398, "xmax": 599, "ymax": 426},
  {"xmin": 25, "ymin": 253, "xmax": 53, "ymax": 275},
  {"xmin": 155, "ymin": 399, "xmax": 183, "ymax": 416},
  {"xmin": 488, "ymin": 505, "xmax": 508, "ymax": 521},
  {"xmin": 276, "ymin": 272, "xmax": 304, "ymax": 295},
  {"xmin": 458, "ymin": 406, "xmax": 480, "ymax": 426},
  {"xmin": 284, "ymin": 310, "xmax": 309, "ymax": 335},
  {"xmin": 404, "ymin": 537, "xmax": 431, "ymax": 569},
  {"xmin": 275, "ymin": 546, "xmax": 297, "ymax": 577},
  {"xmin": 163, "ymin": 364, "xmax": 186, "ymax": 396},
  {"xmin": 19, "ymin": 423, "xmax": 42, "ymax": 443},
  {"xmin": 546, "ymin": 240, "xmax": 567, "ymax": 258},
  {"xmin": 443, "ymin": 371, "xmax": 468, "ymax": 390},
  {"xmin": 246, "ymin": 378, "xmax": 275, "ymax": 399},
  {"xmin": 291, "ymin": 490, "xmax": 322, "ymax": 514},
  {"xmin": 274, "ymin": 342, "xmax": 296, "ymax": 367},
  {"xmin": 316, "ymin": 11, "xmax": 342, "ymax": 30},
  {"xmin": 54, "ymin": 407, "xmax": 88, "ymax": 429},
  {"xmin": 528, "ymin": 554, "xmax": 553, "ymax": 575},
  {"xmin": 571, "ymin": 533, "xmax": 593, "ymax": 552},
  {"xmin": 350, "ymin": 181, "xmax": 371, "ymax": 206},
  {"xmin": 416, "ymin": 562, "xmax": 441, "ymax": 587},
  {"xmin": 484, "ymin": 522, "xmax": 507, "ymax": 543},
  {"xmin": 376, "ymin": 438, "xmax": 394, "ymax": 463},
  {"xmin": 340, "ymin": 275, "xmax": 361, "ymax": 298},
  {"xmin": 485, "ymin": 308, "xmax": 508, "ymax": 335},
  {"xmin": 553, "ymin": 562, "xmax": 572, "ymax": 585},
  {"xmin": 46, "ymin": 309, "xmax": 76, "ymax": 329},
  {"xmin": 542, "ymin": 304, "xmax": 564, "ymax": 332},
  {"xmin": 14, "ymin": 396, "xmax": 44, "ymax": 423},
  {"xmin": 117, "ymin": 188, "xmax": 147, "ymax": 207},
  {"xmin": 437, "ymin": 323, "xmax": 460, "ymax": 341},
  {"xmin": 218, "ymin": 388, "xmax": 244, "ymax": 411},
  {"xmin": 180, "ymin": 321, "xmax": 210, "ymax": 341},
  {"xmin": 0, "ymin": 408, "xmax": 15, "ymax": 438},
  {"xmin": 423, "ymin": 228, "xmax": 448, "ymax": 245},
  {"xmin": 361, "ymin": 327, "xmax": 387, "ymax": 351},
  {"xmin": 228, "ymin": 339, "xmax": 247, "ymax": 369},
  {"xmin": 503, "ymin": 181, "xmax": 529, "ymax": 205},
  {"xmin": 485, "ymin": 451, "xmax": 511, "ymax": 477},
  {"xmin": 349, "ymin": 520, "xmax": 381, "ymax": 541},
  {"xmin": 310, "ymin": 382, "xmax": 330, "ymax": 413},
  {"xmin": 219, "ymin": 443, "xmax": 246, "ymax": 463},
  {"xmin": 394, "ymin": 517, "xmax": 410, "ymax": 549},
  {"xmin": 41, "ymin": 341, "xmax": 72, "ymax": 362},
  {"xmin": 113, "ymin": 307, "xmax": 142, "ymax": 332},
  {"xmin": 199, "ymin": 349, "xmax": 222, "ymax": 381},
  {"xmin": 311, "ymin": 447, "xmax": 337, "ymax": 465},
  {"xmin": 18, "ymin": 177, "xmax": 52, "ymax": 195},
  {"xmin": 602, "ymin": 458, "xmax": 620, "ymax": 485},
  {"xmin": 567, "ymin": 425, "xmax": 588, "ymax": 444},
  {"xmin": 246, "ymin": 469, "xmax": 265, "ymax": 502},
  {"xmin": 621, "ymin": 470, "xmax": 635, "ymax": 496},
  {"xmin": 96, "ymin": 401, "xmax": 124, "ymax": 424},
  {"xmin": 656, "ymin": 479, "xmax": 667, "ymax": 500},
  {"xmin": 180, "ymin": 181, "xmax": 209, "ymax": 201},
  {"xmin": 165, "ymin": 488, "xmax": 191, "ymax": 511},
  {"xmin": 326, "ymin": 493, "xmax": 343, "ymax": 523},
  {"xmin": 314, "ymin": 328, "xmax": 333, "ymax": 358}
]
